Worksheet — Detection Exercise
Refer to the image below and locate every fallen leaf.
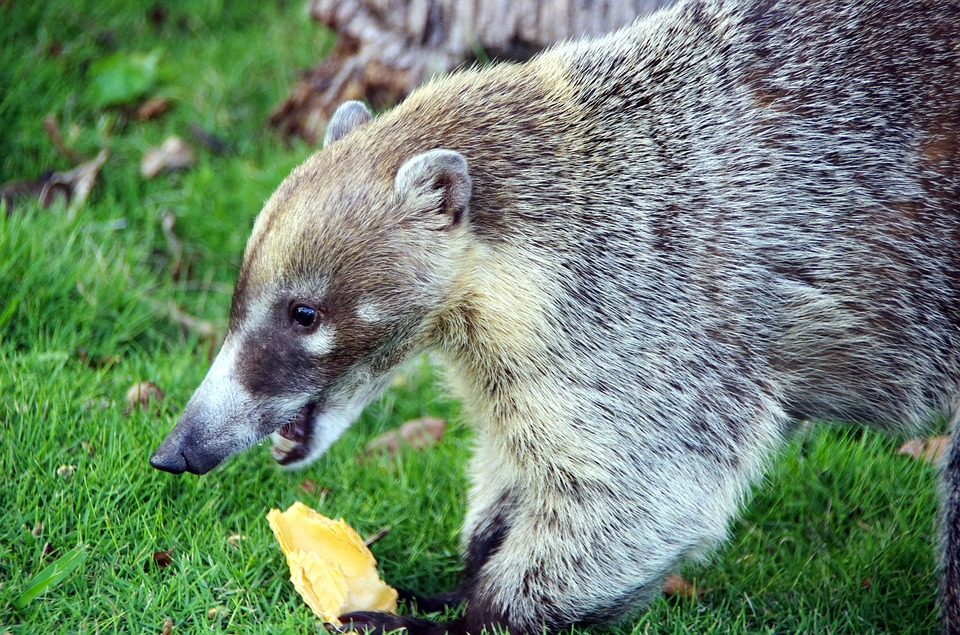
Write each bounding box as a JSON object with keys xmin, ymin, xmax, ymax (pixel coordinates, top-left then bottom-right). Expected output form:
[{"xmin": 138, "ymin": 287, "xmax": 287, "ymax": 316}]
[
  {"xmin": 662, "ymin": 574, "xmax": 705, "ymax": 599},
  {"xmin": 88, "ymin": 51, "xmax": 159, "ymax": 107},
  {"xmin": 149, "ymin": 549, "xmax": 175, "ymax": 570},
  {"xmin": 364, "ymin": 417, "xmax": 446, "ymax": 457},
  {"xmin": 897, "ymin": 435, "xmax": 951, "ymax": 464},
  {"xmin": 267, "ymin": 502, "xmax": 397, "ymax": 625},
  {"xmin": 0, "ymin": 174, "xmax": 67, "ymax": 211},
  {"xmin": 2, "ymin": 150, "xmax": 110, "ymax": 216},
  {"xmin": 160, "ymin": 618, "xmax": 173, "ymax": 635},
  {"xmin": 124, "ymin": 381, "xmax": 165, "ymax": 414},
  {"xmin": 136, "ymin": 96, "xmax": 172, "ymax": 121},
  {"xmin": 47, "ymin": 149, "xmax": 110, "ymax": 217},
  {"xmin": 141, "ymin": 136, "xmax": 195, "ymax": 178},
  {"xmin": 32, "ymin": 521, "xmax": 43, "ymax": 538},
  {"xmin": 56, "ymin": 464, "xmax": 76, "ymax": 480}
]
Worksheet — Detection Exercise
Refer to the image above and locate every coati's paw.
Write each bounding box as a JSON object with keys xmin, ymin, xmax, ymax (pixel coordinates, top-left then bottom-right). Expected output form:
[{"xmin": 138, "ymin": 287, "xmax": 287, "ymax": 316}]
[
  {"xmin": 396, "ymin": 588, "xmax": 465, "ymax": 613},
  {"xmin": 336, "ymin": 611, "xmax": 439, "ymax": 635}
]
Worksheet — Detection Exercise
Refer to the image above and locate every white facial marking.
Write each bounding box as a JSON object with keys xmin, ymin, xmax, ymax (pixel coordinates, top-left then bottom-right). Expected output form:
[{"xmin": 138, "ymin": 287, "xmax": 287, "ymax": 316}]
[
  {"xmin": 356, "ymin": 299, "xmax": 384, "ymax": 324},
  {"xmin": 184, "ymin": 335, "xmax": 259, "ymax": 450},
  {"xmin": 304, "ymin": 324, "xmax": 336, "ymax": 357}
]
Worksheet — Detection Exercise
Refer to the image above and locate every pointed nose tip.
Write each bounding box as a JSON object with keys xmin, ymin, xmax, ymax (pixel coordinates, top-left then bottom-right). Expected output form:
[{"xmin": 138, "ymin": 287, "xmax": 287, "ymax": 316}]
[{"xmin": 150, "ymin": 448, "xmax": 187, "ymax": 474}]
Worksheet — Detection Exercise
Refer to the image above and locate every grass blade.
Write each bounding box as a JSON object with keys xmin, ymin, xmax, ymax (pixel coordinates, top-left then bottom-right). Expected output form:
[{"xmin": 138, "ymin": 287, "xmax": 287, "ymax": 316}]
[{"xmin": 13, "ymin": 544, "xmax": 87, "ymax": 610}]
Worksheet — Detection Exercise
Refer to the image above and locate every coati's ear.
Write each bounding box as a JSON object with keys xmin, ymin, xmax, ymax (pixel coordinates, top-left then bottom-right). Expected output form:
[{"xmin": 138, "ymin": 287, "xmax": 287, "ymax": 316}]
[
  {"xmin": 323, "ymin": 101, "xmax": 372, "ymax": 146},
  {"xmin": 394, "ymin": 149, "xmax": 472, "ymax": 230}
]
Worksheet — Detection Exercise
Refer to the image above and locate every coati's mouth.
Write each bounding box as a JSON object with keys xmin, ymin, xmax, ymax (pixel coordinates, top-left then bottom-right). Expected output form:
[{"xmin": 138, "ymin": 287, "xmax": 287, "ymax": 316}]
[{"xmin": 270, "ymin": 400, "xmax": 317, "ymax": 465}]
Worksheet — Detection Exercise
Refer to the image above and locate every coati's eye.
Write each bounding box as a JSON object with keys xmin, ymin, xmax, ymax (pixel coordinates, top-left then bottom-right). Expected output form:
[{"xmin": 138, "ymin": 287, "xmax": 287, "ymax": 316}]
[{"xmin": 289, "ymin": 303, "xmax": 323, "ymax": 329}]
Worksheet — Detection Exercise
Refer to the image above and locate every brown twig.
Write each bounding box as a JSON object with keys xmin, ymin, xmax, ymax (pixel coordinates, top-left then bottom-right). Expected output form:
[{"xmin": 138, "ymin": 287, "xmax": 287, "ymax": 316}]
[
  {"xmin": 43, "ymin": 114, "xmax": 85, "ymax": 163},
  {"xmin": 153, "ymin": 299, "xmax": 219, "ymax": 340},
  {"xmin": 364, "ymin": 526, "xmax": 391, "ymax": 547},
  {"xmin": 160, "ymin": 210, "xmax": 184, "ymax": 280}
]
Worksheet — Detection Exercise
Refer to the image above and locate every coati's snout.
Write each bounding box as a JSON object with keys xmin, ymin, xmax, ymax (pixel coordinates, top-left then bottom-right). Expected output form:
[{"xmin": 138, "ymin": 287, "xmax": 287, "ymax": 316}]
[
  {"xmin": 150, "ymin": 100, "xmax": 475, "ymax": 476},
  {"xmin": 149, "ymin": 411, "xmax": 228, "ymax": 475}
]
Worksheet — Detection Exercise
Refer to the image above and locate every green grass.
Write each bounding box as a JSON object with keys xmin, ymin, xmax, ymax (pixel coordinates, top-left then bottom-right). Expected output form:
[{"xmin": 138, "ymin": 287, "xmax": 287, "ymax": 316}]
[{"xmin": 0, "ymin": 1, "xmax": 942, "ymax": 633}]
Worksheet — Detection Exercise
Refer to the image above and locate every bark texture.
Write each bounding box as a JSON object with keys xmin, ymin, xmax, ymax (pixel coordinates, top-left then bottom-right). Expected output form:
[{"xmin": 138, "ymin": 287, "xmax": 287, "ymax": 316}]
[{"xmin": 270, "ymin": 0, "xmax": 672, "ymax": 142}]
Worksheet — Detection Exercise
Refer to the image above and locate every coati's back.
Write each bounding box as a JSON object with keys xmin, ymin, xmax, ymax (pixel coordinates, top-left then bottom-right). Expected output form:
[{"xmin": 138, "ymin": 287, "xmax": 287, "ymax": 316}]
[{"xmin": 546, "ymin": 0, "xmax": 960, "ymax": 429}]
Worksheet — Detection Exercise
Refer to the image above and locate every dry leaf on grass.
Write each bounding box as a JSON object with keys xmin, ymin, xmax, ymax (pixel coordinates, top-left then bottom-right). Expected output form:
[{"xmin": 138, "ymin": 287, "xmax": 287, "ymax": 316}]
[
  {"xmin": 267, "ymin": 502, "xmax": 397, "ymax": 625},
  {"xmin": 897, "ymin": 435, "xmax": 951, "ymax": 464},
  {"xmin": 141, "ymin": 136, "xmax": 195, "ymax": 178},
  {"xmin": 2, "ymin": 149, "xmax": 109, "ymax": 216},
  {"xmin": 149, "ymin": 548, "xmax": 175, "ymax": 570},
  {"xmin": 124, "ymin": 381, "xmax": 165, "ymax": 414},
  {"xmin": 160, "ymin": 618, "xmax": 173, "ymax": 635},
  {"xmin": 1, "ymin": 176, "xmax": 67, "ymax": 211},
  {"xmin": 52, "ymin": 149, "xmax": 110, "ymax": 216},
  {"xmin": 662, "ymin": 573, "xmax": 706, "ymax": 599},
  {"xmin": 364, "ymin": 417, "xmax": 445, "ymax": 457},
  {"xmin": 136, "ymin": 96, "xmax": 172, "ymax": 121},
  {"xmin": 56, "ymin": 464, "xmax": 76, "ymax": 480}
]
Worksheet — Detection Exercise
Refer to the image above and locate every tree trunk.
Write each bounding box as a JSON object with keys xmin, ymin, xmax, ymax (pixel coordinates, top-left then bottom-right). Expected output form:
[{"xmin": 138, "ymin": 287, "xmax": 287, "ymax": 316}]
[{"xmin": 269, "ymin": 0, "xmax": 674, "ymax": 143}]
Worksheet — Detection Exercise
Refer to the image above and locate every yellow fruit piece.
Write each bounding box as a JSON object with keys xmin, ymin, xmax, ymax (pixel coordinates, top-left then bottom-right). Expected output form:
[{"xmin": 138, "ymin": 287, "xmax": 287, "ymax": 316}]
[{"xmin": 267, "ymin": 502, "xmax": 398, "ymax": 625}]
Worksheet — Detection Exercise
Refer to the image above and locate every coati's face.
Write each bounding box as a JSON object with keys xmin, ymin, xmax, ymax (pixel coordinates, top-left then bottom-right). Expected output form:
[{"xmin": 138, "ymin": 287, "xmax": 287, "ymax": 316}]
[{"xmin": 150, "ymin": 102, "xmax": 472, "ymax": 475}]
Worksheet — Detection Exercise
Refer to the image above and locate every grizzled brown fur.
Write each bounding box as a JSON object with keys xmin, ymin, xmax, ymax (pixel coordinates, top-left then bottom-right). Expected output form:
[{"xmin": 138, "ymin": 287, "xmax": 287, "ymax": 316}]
[{"xmin": 153, "ymin": 0, "xmax": 960, "ymax": 632}]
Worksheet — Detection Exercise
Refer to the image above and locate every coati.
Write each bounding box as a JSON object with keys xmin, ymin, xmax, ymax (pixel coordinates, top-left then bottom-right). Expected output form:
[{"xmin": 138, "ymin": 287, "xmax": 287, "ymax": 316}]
[{"xmin": 150, "ymin": 0, "xmax": 960, "ymax": 632}]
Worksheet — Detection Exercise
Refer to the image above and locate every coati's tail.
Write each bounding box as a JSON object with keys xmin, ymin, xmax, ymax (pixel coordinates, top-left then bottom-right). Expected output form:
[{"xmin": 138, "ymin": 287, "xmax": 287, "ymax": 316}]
[{"xmin": 943, "ymin": 428, "xmax": 960, "ymax": 634}]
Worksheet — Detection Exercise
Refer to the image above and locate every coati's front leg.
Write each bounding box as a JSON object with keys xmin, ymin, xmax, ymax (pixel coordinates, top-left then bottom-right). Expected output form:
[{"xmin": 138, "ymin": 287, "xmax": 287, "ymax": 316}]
[
  {"xmin": 340, "ymin": 485, "xmax": 673, "ymax": 634},
  {"xmin": 339, "ymin": 459, "xmax": 520, "ymax": 634},
  {"xmin": 339, "ymin": 449, "xmax": 767, "ymax": 634}
]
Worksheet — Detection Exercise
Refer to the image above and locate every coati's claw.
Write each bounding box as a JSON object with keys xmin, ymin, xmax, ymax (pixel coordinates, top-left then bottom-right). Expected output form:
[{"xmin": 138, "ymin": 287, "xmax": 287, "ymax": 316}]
[
  {"xmin": 338, "ymin": 612, "xmax": 438, "ymax": 635},
  {"xmin": 396, "ymin": 588, "xmax": 465, "ymax": 613}
]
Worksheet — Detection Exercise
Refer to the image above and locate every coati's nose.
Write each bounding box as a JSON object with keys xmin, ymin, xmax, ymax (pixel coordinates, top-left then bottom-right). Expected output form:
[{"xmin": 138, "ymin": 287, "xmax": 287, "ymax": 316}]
[
  {"xmin": 150, "ymin": 441, "xmax": 223, "ymax": 475},
  {"xmin": 149, "ymin": 447, "xmax": 187, "ymax": 474},
  {"xmin": 150, "ymin": 423, "xmax": 224, "ymax": 475}
]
